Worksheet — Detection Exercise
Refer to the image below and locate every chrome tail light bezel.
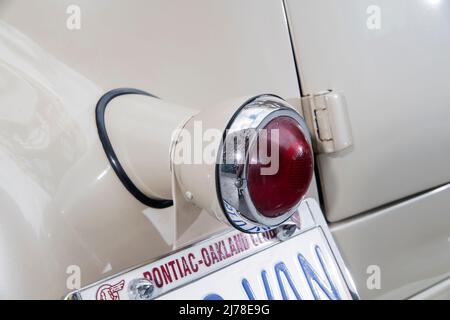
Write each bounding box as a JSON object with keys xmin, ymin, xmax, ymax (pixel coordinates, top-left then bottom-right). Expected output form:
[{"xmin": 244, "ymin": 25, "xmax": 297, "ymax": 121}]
[{"xmin": 215, "ymin": 95, "xmax": 313, "ymax": 233}]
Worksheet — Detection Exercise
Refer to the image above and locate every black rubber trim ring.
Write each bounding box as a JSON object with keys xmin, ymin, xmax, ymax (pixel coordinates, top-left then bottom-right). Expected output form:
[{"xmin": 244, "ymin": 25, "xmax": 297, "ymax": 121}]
[{"xmin": 95, "ymin": 88, "xmax": 173, "ymax": 209}]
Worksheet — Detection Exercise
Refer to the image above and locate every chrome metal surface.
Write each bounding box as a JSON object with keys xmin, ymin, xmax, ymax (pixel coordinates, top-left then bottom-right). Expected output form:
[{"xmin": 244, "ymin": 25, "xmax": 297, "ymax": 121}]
[
  {"xmin": 127, "ymin": 278, "xmax": 156, "ymax": 300},
  {"xmin": 217, "ymin": 95, "xmax": 312, "ymax": 232},
  {"xmin": 276, "ymin": 223, "xmax": 297, "ymax": 241}
]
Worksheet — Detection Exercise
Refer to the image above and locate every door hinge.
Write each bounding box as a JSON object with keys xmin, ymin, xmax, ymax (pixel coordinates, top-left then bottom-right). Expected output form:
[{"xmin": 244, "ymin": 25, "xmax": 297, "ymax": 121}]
[{"xmin": 301, "ymin": 90, "xmax": 353, "ymax": 154}]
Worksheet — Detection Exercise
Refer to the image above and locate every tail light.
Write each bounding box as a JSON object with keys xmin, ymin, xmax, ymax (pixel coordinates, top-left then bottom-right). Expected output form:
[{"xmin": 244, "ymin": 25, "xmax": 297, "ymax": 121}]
[
  {"xmin": 215, "ymin": 95, "xmax": 313, "ymax": 232},
  {"xmin": 247, "ymin": 116, "xmax": 313, "ymax": 218},
  {"xmin": 100, "ymin": 90, "xmax": 313, "ymax": 236}
]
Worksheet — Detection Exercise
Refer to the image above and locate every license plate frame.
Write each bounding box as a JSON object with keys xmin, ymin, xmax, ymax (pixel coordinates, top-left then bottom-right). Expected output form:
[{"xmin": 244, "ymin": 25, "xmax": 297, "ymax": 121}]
[{"xmin": 66, "ymin": 198, "xmax": 358, "ymax": 300}]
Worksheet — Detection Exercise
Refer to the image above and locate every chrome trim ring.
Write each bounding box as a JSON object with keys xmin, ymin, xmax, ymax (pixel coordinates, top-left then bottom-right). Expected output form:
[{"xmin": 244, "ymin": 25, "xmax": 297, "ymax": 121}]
[{"xmin": 216, "ymin": 95, "xmax": 313, "ymax": 233}]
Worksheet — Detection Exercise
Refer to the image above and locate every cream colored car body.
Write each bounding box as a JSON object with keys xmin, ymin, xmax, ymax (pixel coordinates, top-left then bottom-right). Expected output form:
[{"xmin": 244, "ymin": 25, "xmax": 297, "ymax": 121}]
[{"xmin": 0, "ymin": 0, "xmax": 449, "ymax": 299}]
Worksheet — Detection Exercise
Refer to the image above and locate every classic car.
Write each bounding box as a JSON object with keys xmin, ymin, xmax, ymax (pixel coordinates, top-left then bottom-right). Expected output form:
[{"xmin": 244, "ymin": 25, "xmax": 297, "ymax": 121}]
[{"xmin": 0, "ymin": 0, "xmax": 449, "ymax": 300}]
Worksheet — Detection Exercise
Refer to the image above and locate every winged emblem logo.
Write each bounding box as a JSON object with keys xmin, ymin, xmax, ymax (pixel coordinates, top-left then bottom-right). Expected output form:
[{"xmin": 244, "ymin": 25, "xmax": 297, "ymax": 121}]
[{"xmin": 96, "ymin": 280, "xmax": 126, "ymax": 300}]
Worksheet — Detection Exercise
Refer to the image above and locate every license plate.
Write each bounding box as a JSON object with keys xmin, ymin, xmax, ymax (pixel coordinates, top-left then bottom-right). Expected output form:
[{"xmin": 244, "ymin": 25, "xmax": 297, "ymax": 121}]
[{"xmin": 67, "ymin": 199, "xmax": 357, "ymax": 300}]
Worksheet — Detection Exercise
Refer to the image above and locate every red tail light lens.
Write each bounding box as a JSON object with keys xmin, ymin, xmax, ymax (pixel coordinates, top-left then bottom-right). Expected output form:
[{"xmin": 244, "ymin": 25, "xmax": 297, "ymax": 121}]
[
  {"xmin": 217, "ymin": 95, "xmax": 313, "ymax": 233},
  {"xmin": 247, "ymin": 116, "xmax": 313, "ymax": 218}
]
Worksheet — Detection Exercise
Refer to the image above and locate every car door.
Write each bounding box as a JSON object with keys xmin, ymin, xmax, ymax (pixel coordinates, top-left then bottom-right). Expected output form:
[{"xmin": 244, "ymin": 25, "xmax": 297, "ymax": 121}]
[{"xmin": 285, "ymin": 0, "xmax": 450, "ymax": 299}]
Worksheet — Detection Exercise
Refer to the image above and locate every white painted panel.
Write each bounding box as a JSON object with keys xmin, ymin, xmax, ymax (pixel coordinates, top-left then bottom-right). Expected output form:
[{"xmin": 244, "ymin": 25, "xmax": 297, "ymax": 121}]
[
  {"xmin": 0, "ymin": 0, "xmax": 307, "ymax": 299},
  {"xmin": 331, "ymin": 184, "xmax": 450, "ymax": 299},
  {"xmin": 286, "ymin": 0, "xmax": 450, "ymax": 221},
  {"xmin": 410, "ymin": 278, "xmax": 450, "ymax": 300},
  {"xmin": 0, "ymin": 0, "xmax": 300, "ymax": 110}
]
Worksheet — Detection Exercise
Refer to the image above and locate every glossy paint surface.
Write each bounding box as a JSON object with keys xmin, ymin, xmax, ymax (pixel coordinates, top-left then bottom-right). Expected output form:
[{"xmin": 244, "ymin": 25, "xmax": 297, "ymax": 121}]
[
  {"xmin": 286, "ymin": 0, "xmax": 450, "ymax": 221},
  {"xmin": 332, "ymin": 184, "xmax": 450, "ymax": 299},
  {"xmin": 0, "ymin": 0, "xmax": 302, "ymax": 298},
  {"xmin": 0, "ymin": 0, "xmax": 448, "ymax": 300},
  {"xmin": 285, "ymin": 0, "xmax": 450, "ymax": 299}
]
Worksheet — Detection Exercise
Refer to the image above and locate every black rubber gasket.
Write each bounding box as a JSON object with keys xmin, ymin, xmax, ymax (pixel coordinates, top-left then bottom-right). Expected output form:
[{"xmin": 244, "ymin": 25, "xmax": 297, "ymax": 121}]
[{"xmin": 95, "ymin": 88, "xmax": 173, "ymax": 209}]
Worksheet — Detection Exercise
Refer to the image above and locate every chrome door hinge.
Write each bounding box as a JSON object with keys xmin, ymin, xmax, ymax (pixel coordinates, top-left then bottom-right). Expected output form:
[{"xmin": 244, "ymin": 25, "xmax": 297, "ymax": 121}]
[{"xmin": 301, "ymin": 90, "xmax": 353, "ymax": 154}]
